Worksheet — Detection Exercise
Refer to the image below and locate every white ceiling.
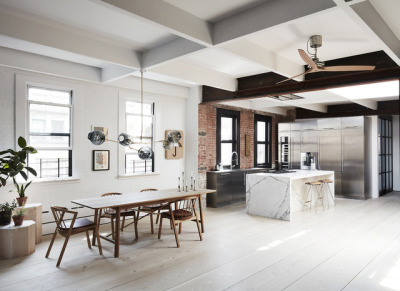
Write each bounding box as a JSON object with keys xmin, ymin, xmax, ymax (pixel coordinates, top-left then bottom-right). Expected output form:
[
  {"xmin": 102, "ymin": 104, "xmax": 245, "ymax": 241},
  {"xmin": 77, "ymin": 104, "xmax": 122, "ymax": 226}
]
[{"xmin": 0, "ymin": 0, "xmax": 399, "ymax": 114}]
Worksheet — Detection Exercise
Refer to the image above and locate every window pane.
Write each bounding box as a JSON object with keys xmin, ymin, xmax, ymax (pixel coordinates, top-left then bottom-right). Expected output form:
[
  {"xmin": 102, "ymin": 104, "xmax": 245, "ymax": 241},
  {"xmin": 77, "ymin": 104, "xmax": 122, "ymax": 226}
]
[
  {"xmin": 28, "ymin": 87, "xmax": 71, "ymax": 104},
  {"xmin": 125, "ymin": 138, "xmax": 152, "ymax": 153},
  {"xmin": 28, "ymin": 150, "xmax": 70, "ymax": 178},
  {"xmin": 257, "ymin": 144, "xmax": 266, "ymax": 164},
  {"xmin": 30, "ymin": 135, "xmax": 70, "ymax": 148},
  {"xmin": 221, "ymin": 117, "xmax": 232, "ymax": 140},
  {"xmin": 126, "ymin": 153, "xmax": 152, "ymax": 174},
  {"xmin": 126, "ymin": 101, "xmax": 152, "ymax": 115},
  {"xmin": 30, "ymin": 104, "xmax": 70, "ymax": 134},
  {"xmin": 221, "ymin": 143, "xmax": 232, "ymax": 165},
  {"xmin": 257, "ymin": 121, "xmax": 266, "ymax": 142},
  {"xmin": 126, "ymin": 115, "xmax": 153, "ymax": 137}
]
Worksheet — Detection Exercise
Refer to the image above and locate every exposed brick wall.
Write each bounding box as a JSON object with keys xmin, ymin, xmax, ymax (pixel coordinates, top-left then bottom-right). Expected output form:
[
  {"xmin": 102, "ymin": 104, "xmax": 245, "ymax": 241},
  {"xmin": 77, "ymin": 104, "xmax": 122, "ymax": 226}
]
[
  {"xmin": 240, "ymin": 110, "xmax": 254, "ymax": 169},
  {"xmin": 198, "ymin": 103, "xmax": 295, "ymax": 189}
]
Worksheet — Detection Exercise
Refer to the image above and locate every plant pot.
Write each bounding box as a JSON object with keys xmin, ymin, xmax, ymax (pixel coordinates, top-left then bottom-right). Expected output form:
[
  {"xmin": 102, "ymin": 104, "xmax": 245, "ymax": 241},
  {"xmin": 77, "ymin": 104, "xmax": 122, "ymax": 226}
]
[
  {"xmin": 12, "ymin": 215, "xmax": 25, "ymax": 226},
  {"xmin": 0, "ymin": 210, "xmax": 12, "ymax": 225},
  {"xmin": 16, "ymin": 196, "xmax": 28, "ymax": 206}
]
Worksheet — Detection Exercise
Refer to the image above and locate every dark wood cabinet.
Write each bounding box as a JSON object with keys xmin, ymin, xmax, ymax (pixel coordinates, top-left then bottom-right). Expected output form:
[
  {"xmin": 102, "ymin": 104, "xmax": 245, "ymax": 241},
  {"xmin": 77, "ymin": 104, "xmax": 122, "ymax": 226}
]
[{"xmin": 206, "ymin": 169, "xmax": 266, "ymax": 207}]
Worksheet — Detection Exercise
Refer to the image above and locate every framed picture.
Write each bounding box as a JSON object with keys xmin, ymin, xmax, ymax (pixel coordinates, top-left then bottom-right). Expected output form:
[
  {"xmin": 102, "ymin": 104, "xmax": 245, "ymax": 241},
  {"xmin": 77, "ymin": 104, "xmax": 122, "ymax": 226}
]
[
  {"xmin": 93, "ymin": 150, "xmax": 110, "ymax": 171},
  {"xmin": 91, "ymin": 125, "xmax": 109, "ymax": 139}
]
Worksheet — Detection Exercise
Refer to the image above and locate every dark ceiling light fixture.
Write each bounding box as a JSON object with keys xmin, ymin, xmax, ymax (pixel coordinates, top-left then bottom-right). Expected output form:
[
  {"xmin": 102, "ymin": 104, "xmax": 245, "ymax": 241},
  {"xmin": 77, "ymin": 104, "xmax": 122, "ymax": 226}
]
[
  {"xmin": 270, "ymin": 94, "xmax": 304, "ymax": 101},
  {"xmin": 88, "ymin": 70, "xmax": 182, "ymax": 160}
]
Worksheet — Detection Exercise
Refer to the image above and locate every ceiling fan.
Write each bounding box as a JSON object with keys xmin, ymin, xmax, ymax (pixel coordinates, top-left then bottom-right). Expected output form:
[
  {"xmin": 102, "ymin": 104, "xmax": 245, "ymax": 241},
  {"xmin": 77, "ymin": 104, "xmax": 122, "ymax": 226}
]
[{"xmin": 277, "ymin": 35, "xmax": 376, "ymax": 84}]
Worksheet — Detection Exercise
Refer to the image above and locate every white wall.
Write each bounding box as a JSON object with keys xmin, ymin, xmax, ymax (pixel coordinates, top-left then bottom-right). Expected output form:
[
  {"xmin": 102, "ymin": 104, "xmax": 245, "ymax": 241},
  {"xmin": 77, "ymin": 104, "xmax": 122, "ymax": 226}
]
[
  {"xmin": 0, "ymin": 65, "xmax": 190, "ymax": 234},
  {"xmin": 393, "ymin": 115, "xmax": 400, "ymax": 191},
  {"xmin": 184, "ymin": 86, "xmax": 201, "ymax": 183}
]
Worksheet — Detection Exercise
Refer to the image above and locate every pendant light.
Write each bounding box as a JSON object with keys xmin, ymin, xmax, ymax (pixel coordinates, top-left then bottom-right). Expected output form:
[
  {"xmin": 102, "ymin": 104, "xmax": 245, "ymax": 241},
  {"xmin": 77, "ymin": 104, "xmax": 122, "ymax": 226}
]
[{"xmin": 87, "ymin": 70, "xmax": 181, "ymax": 160}]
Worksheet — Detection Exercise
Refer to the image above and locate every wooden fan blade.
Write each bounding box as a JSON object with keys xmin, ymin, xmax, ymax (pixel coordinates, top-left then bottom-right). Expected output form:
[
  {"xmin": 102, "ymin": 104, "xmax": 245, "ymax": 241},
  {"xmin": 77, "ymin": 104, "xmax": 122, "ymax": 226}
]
[
  {"xmin": 321, "ymin": 65, "xmax": 375, "ymax": 72},
  {"xmin": 276, "ymin": 70, "xmax": 310, "ymax": 84},
  {"xmin": 298, "ymin": 49, "xmax": 317, "ymax": 69}
]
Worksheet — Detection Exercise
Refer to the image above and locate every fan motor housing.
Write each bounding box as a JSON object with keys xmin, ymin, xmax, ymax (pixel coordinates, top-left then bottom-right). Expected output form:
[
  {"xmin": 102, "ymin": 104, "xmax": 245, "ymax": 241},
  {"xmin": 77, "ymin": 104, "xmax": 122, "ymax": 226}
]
[{"xmin": 309, "ymin": 35, "xmax": 322, "ymax": 48}]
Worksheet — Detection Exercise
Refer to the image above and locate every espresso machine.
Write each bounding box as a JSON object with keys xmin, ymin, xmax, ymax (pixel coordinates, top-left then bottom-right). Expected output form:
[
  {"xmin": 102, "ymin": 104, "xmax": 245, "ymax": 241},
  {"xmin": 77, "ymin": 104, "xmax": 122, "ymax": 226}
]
[{"xmin": 300, "ymin": 152, "xmax": 318, "ymax": 170}]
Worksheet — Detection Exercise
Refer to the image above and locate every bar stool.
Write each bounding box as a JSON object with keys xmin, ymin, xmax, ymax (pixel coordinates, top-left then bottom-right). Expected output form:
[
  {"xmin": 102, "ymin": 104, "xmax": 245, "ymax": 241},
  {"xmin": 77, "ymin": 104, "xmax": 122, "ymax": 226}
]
[
  {"xmin": 303, "ymin": 181, "xmax": 324, "ymax": 213},
  {"xmin": 319, "ymin": 179, "xmax": 335, "ymax": 208}
]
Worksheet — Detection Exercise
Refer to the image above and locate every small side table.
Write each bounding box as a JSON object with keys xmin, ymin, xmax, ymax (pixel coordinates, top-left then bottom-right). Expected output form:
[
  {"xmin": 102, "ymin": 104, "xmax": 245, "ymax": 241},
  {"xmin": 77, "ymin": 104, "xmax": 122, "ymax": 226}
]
[
  {"xmin": 23, "ymin": 203, "xmax": 42, "ymax": 244},
  {"xmin": 0, "ymin": 220, "xmax": 36, "ymax": 259}
]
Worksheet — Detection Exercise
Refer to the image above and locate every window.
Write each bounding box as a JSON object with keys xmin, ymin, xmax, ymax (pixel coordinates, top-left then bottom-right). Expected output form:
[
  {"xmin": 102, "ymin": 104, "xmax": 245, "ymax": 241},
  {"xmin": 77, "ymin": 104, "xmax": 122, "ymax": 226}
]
[
  {"xmin": 124, "ymin": 100, "xmax": 154, "ymax": 174},
  {"xmin": 254, "ymin": 114, "xmax": 272, "ymax": 168},
  {"xmin": 217, "ymin": 109, "xmax": 240, "ymax": 168},
  {"xmin": 378, "ymin": 116, "xmax": 393, "ymax": 196},
  {"xmin": 27, "ymin": 86, "xmax": 73, "ymax": 178}
]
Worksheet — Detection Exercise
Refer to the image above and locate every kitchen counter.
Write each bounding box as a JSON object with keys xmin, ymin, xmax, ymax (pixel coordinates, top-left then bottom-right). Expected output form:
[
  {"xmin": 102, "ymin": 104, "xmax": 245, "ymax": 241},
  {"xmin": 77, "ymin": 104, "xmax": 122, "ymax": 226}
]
[{"xmin": 246, "ymin": 170, "xmax": 335, "ymax": 221}]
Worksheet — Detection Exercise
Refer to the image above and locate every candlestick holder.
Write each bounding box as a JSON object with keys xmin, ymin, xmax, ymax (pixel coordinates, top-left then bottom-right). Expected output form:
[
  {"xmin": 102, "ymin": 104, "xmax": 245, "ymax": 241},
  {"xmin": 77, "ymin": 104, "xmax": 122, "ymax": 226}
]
[{"xmin": 190, "ymin": 177, "xmax": 193, "ymax": 190}]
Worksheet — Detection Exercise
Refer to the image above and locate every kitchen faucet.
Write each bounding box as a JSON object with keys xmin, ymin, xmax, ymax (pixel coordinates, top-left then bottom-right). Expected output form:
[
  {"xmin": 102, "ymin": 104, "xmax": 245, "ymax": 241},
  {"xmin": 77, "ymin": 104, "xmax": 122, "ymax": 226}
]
[{"xmin": 231, "ymin": 151, "xmax": 238, "ymax": 169}]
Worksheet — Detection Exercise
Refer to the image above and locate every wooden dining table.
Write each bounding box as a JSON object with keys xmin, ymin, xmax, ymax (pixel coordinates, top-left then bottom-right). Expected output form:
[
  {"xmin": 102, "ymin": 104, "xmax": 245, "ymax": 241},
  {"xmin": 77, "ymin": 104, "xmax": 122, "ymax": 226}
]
[{"xmin": 71, "ymin": 188, "xmax": 216, "ymax": 257}]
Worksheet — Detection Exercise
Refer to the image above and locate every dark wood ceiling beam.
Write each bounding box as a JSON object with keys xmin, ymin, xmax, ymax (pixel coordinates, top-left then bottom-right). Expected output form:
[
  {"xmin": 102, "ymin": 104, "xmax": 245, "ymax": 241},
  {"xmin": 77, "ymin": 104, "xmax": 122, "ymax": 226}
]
[
  {"xmin": 296, "ymin": 100, "xmax": 399, "ymax": 119},
  {"xmin": 201, "ymin": 67, "xmax": 400, "ymax": 103}
]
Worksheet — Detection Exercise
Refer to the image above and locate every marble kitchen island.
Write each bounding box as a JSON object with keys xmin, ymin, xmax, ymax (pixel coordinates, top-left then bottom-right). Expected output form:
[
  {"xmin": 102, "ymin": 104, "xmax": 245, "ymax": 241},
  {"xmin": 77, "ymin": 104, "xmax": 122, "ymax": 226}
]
[{"xmin": 246, "ymin": 170, "xmax": 334, "ymax": 221}]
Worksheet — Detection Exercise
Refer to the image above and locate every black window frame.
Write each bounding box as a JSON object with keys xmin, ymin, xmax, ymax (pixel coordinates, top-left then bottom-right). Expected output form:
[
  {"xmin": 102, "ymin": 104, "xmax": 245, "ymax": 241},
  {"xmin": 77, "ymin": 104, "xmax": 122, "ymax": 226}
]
[
  {"xmin": 216, "ymin": 108, "xmax": 240, "ymax": 169},
  {"xmin": 378, "ymin": 116, "xmax": 393, "ymax": 196},
  {"xmin": 254, "ymin": 114, "xmax": 272, "ymax": 168}
]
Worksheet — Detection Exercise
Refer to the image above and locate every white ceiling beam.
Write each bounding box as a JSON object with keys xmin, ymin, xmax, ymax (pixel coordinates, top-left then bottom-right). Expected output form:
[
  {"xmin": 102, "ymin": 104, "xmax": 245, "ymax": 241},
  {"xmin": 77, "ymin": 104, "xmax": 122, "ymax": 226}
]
[
  {"xmin": 334, "ymin": 0, "xmax": 400, "ymax": 65},
  {"xmin": 142, "ymin": 38, "xmax": 205, "ymax": 68},
  {"xmin": 101, "ymin": 65, "xmax": 136, "ymax": 83},
  {"xmin": 351, "ymin": 99, "xmax": 378, "ymax": 110},
  {"xmin": 219, "ymin": 40, "xmax": 304, "ymax": 79},
  {"xmin": 213, "ymin": 0, "xmax": 336, "ymax": 45},
  {"xmin": 149, "ymin": 61, "xmax": 237, "ymax": 91},
  {"xmin": 0, "ymin": 46, "xmax": 101, "ymax": 83},
  {"xmin": 255, "ymin": 107, "xmax": 288, "ymax": 115},
  {"xmin": 220, "ymin": 100, "xmax": 252, "ymax": 109},
  {"xmin": 0, "ymin": 10, "xmax": 141, "ymax": 70},
  {"xmin": 99, "ymin": 0, "xmax": 212, "ymax": 46}
]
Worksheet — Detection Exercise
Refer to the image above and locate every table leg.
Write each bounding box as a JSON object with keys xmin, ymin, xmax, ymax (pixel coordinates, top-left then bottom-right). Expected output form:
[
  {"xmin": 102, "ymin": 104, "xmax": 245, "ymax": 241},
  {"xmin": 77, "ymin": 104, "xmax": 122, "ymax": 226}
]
[
  {"xmin": 114, "ymin": 207, "xmax": 121, "ymax": 258},
  {"xmin": 92, "ymin": 209, "xmax": 98, "ymax": 246},
  {"xmin": 198, "ymin": 195, "xmax": 204, "ymax": 233}
]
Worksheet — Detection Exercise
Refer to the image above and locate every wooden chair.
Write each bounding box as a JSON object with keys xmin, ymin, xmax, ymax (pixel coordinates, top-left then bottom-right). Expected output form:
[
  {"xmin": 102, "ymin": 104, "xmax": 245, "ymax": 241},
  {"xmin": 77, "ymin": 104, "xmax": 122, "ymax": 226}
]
[
  {"xmin": 158, "ymin": 196, "xmax": 202, "ymax": 247},
  {"xmin": 137, "ymin": 188, "xmax": 169, "ymax": 234},
  {"xmin": 45, "ymin": 206, "xmax": 102, "ymax": 267},
  {"xmin": 100, "ymin": 193, "xmax": 138, "ymax": 240}
]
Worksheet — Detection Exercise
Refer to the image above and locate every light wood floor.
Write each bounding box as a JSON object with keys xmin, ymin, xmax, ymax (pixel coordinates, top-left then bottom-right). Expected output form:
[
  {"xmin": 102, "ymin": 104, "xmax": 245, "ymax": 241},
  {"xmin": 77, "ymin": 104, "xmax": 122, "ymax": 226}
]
[{"xmin": 2, "ymin": 193, "xmax": 400, "ymax": 291}]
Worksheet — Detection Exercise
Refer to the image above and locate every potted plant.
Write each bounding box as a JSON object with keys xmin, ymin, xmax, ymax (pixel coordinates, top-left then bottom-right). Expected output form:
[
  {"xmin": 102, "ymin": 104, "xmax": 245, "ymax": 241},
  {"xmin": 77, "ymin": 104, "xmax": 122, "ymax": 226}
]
[
  {"xmin": 1, "ymin": 136, "xmax": 37, "ymax": 225},
  {"xmin": 11, "ymin": 178, "xmax": 32, "ymax": 206},
  {"xmin": 12, "ymin": 207, "xmax": 26, "ymax": 226},
  {"xmin": 0, "ymin": 136, "xmax": 37, "ymax": 187},
  {"xmin": 0, "ymin": 200, "xmax": 18, "ymax": 225}
]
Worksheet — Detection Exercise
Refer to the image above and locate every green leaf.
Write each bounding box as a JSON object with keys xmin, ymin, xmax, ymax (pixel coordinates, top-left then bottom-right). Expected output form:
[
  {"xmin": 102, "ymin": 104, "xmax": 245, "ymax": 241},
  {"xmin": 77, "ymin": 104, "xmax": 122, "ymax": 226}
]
[
  {"xmin": 0, "ymin": 177, "xmax": 6, "ymax": 186},
  {"xmin": 18, "ymin": 151, "xmax": 27, "ymax": 161},
  {"xmin": 19, "ymin": 171, "xmax": 28, "ymax": 181},
  {"xmin": 18, "ymin": 136, "xmax": 27, "ymax": 149},
  {"xmin": 17, "ymin": 163, "xmax": 24, "ymax": 171},
  {"xmin": 24, "ymin": 146, "xmax": 37, "ymax": 154},
  {"xmin": 25, "ymin": 167, "xmax": 37, "ymax": 177},
  {"xmin": 25, "ymin": 180, "xmax": 32, "ymax": 189}
]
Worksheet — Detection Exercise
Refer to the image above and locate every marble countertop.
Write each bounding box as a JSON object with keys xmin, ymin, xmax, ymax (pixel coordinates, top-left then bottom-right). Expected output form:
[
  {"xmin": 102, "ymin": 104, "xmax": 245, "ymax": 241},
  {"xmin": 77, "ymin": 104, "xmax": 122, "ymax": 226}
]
[{"xmin": 248, "ymin": 170, "xmax": 334, "ymax": 179}]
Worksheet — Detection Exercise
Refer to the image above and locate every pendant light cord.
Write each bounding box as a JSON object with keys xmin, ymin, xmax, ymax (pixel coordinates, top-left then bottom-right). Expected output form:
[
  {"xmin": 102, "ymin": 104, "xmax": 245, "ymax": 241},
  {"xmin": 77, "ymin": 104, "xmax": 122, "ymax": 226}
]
[{"xmin": 140, "ymin": 70, "xmax": 144, "ymax": 143}]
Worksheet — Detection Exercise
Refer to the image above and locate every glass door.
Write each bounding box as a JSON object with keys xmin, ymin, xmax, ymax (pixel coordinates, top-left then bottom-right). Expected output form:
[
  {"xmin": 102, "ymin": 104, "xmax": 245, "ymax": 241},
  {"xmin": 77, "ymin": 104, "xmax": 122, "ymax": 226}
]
[{"xmin": 378, "ymin": 116, "xmax": 393, "ymax": 196}]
